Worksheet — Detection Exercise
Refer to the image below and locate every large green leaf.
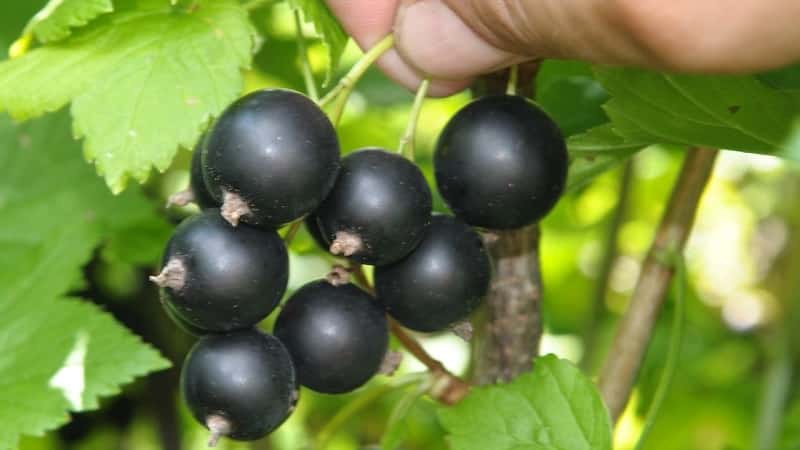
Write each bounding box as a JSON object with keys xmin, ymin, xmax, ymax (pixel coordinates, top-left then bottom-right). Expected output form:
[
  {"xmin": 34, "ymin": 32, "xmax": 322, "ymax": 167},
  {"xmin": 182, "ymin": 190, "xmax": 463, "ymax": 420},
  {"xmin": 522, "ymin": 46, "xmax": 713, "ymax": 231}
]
[
  {"xmin": 286, "ymin": 0, "xmax": 347, "ymax": 85},
  {"xmin": 0, "ymin": 0, "xmax": 255, "ymax": 192},
  {"xmin": 0, "ymin": 111, "xmax": 171, "ymax": 449},
  {"xmin": 594, "ymin": 67, "xmax": 800, "ymax": 158},
  {"xmin": 439, "ymin": 355, "xmax": 612, "ymax": 450},
  {"xmin": 28, "ymin": 0, "xmax": 114, "ymax": 43}
]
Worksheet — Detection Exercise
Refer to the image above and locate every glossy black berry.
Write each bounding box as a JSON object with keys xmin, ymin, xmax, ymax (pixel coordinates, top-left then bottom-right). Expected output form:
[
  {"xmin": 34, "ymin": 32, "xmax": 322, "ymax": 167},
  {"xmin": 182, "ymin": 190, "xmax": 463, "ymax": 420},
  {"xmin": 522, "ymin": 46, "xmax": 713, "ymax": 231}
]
[
  {"xmin": 304, "ymin": 213, "xmax": 328, "ymax": 251},
  {"xmin": 189, "ymin": 134, "xmax": 219, "ymax": 209},
  {"xmin": 203, "ymin": 88, "xmax": 340, "ymax": 227},
  {"xmin": 151, "ymin": 209, "xmax": 288, "ymax": 333},
  {"xmin": 434, "ymin": 95, "xmax": 568, "ymax": 229},
  {"xmin": 274, "ymin": 279, "xmax": 388, "ymax": 394},
  {"xmin": 375, "ymin": 215, "xmax": 491, "ymax": 332},
  {"xmin": 314, "ymin": 148, "xmax": 432, "ymax": 266},
  {"xmin": 181, "ymin": 329, "xmax": 297, "ymax": 444},
  {"xmin": 161, "ymin": 296, "xmax": 206, "ymax": 336}
]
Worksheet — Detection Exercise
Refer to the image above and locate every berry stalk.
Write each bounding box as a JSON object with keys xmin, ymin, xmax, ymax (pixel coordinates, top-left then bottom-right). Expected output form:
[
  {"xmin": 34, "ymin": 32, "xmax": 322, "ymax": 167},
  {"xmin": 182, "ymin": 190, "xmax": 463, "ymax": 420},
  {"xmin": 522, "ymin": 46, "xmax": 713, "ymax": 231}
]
[
  {"xmin": 293, "ymin": 9, "xmax": 319, "ymax": 102},
  {"xmin": 350, "ymin": 264, "xmax": 471, "ymax": 404},
  {"xmin": 397, "ymin": 77, "xmax": 430, "ymax": 161},
  {"xmin": 319, "ymin": 34, "xmax": 394, "ymax": 126}
]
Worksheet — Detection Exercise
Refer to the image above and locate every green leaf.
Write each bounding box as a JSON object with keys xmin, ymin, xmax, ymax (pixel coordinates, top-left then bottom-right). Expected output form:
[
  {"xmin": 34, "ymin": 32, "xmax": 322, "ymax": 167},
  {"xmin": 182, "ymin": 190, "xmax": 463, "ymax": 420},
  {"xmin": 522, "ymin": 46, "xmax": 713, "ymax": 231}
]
[
  {"xmin": 28, "ymin": 0, "xmax": 114, "ymax": 43},
  {"xmin": 566, "ymin": 123, "xmax": 644, "ymax": 192},
  {"xmin": 536, "ymin": 60, "xmax": 609, "ymax": 137},
  {"xmin": 439, "ymin": 355, "xmax": 613, "ymax": 450},
  {"xmin": 0, "ymin": 0, "xmax": 256, "ymax": 192},
  {"xmin": 286, "ymin": 0, "xmax": 347, "ymax": 85},
  {"xmin": 780, "ymin": 118, "xmax": 800, "ymax": 161},
  {"xmin": 594, "ymin": 67, "xmax": 800, "ymax": 157},
  {"xmin": 0, "ymin": 111, "xmax": 171, "ymax": 450},
  {"xmin": 757, "ymin": 63, "xmax": 800, "ymax": 91}
]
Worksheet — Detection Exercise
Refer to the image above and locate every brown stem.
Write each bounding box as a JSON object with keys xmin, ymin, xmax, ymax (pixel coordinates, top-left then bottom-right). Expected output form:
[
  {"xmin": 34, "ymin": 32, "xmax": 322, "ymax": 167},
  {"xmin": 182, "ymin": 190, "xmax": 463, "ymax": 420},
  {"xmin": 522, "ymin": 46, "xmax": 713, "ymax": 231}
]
[
  {"xmin": 470, "ymin": 65, "xmax": 545, "ymax": 386},
  {"xmin": 350, "ymin": 263, "xmax": 471, "ymax": 404},
  {"xmin": 580, "ymin": 160, "xmax": 634, "ymax": 371},
  {"xmin": 473, "ymin": 225, "xmax": 544, "ymax": 384},
  {"xmin": 598, "ymin": 147, "xmax": 718, "ymax": 422}
]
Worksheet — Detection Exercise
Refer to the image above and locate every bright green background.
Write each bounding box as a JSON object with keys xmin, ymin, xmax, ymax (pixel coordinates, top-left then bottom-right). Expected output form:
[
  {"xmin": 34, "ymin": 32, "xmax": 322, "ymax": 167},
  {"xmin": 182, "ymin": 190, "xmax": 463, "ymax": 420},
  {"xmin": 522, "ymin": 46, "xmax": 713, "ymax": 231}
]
[{"xmin": 2, "ymin": 1, "xmax": 800, "ymax": 450}]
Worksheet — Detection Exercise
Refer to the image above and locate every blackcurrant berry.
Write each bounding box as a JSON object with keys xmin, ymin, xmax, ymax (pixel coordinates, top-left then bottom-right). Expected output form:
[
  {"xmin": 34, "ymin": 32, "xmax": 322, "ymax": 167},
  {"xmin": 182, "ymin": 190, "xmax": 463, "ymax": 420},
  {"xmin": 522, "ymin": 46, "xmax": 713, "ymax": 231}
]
[
  {"xmin": 274, "ymin": 279, "xmax": 388, "ymax": 394},
  {"xmin": 314, "ymin": 148, "xmax": 432, "ymax": 266},
  {"xmin": 434, "ymin": 95, "xmax": 568, "ymax": 229},
  {"xmin": 181, "ymin": 329, "xmax": 297, "ymax": 445},
  {"xmin": 203, "ymin": 88, "xmax": 340, "ymax": 228},
  {"xmin": 304, "ymin": 213, "xmax": 328, "ymax": 251},
  {"xmin": 166, "ymin": 134, "xmax": 219, "ymax": 209},
  {"xmin": 160, "ymin": 295, "xmax": 206, "ymax": 336},
  {"xmin": 151, "ymin": 209, "xmax": 288, "ymax": 333},
  {"xmin": 375, "ymin": 215, "xmax": 491, "ymax": 332},
  {"xmin": 189, "ymin": 134, "xmax": 219, "ymax": 209}
]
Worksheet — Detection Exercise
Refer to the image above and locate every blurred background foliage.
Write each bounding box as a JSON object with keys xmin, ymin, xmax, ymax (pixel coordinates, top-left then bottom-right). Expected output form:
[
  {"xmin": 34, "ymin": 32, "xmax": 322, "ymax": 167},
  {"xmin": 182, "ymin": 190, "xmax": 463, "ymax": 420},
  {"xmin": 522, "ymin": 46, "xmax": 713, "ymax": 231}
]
[{"xmin": 4, "ymin": 2, "xmax": 800, "ymax": 450}]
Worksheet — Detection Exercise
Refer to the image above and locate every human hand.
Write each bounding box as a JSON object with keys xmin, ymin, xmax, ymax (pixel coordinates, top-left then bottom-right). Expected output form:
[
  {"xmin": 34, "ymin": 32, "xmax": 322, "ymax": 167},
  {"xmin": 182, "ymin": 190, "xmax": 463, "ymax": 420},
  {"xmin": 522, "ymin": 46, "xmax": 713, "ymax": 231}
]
[{"xmin": 326, "ymin": 0, "xmax": 800, "ymax": 96}]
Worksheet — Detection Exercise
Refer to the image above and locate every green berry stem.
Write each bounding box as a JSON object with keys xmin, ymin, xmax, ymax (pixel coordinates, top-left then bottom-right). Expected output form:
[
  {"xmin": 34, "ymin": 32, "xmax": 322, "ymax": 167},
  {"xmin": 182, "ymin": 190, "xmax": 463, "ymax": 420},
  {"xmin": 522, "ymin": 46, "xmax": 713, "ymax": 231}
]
[
  {"xmin": 282, "ymin": 219, "xmax": 303, "ymax": 244},
  {"xmin": 634, "ymin": 254, "xmax": 686, "ymax": 450},
  {"xmin": 319, "ymin": 34, "xmax": 395, "ymax": 126},
  {"xmin": 293, "ymin": 9, "xmax": 319, "ymax": 102},
  {"xmin": 506, "ymin": 65, "xmax": 519, "ymax": 96},
  {"xmin": 397, "ymin": 77, "xmax": 430, "ymax": 161}
]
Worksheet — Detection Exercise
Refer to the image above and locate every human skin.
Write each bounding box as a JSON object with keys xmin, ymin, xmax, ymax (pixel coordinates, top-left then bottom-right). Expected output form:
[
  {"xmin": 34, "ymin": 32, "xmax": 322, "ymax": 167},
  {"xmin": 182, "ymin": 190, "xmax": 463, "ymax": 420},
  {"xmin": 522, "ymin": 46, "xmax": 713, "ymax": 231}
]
[{"xmin": 325, "ymin": 0, "xmax": 800, "ymax": 96}]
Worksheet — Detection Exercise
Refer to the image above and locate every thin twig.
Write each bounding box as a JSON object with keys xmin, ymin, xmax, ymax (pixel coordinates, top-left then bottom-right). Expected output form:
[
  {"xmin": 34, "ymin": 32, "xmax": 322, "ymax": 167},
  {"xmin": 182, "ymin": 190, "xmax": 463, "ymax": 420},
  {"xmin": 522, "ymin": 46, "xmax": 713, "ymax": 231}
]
[
  {"xmin": 755, "ymin": 338, "xmax": 792, "ymax": 449},
  {"xmin": 634, "ymin": 254, "xmax": 686, "ymax": 450},
  {"xmin": 598, "ymin": 147, "xmax": 718, "ymax": 422},
  {"xmin": 350, "ymin": 263, "xmax": 471, "ymax": 404},
  {"xmin": 397, "ymin": 78, "xmax": 430, "ymax": 161},
  {"xmin": 580, "ymin": 160, "xmax": 634, "ymax": 371},
  {"xmin": 293, "ymin": 9, "xmax": 319, "ymax": 101}
]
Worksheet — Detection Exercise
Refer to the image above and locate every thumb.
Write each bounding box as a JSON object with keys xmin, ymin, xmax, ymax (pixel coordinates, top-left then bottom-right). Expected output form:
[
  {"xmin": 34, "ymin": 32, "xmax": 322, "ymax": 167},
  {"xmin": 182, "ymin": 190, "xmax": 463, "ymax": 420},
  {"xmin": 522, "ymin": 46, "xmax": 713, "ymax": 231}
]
[{"xmin": 393, "ymin": 0, "xmax": 529, "ymax": 80}]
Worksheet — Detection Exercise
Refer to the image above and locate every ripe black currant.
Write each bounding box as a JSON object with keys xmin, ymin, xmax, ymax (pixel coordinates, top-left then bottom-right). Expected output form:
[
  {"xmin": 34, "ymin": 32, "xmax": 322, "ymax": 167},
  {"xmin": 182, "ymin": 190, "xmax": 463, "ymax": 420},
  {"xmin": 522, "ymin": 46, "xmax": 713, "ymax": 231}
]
[
  {"xmin": 304, "ymin": 213, "xmax": 328, "ymax": 251},
  {"xmin": 166, "ymin": 134, "xmax": 219, "ymax": 209},
  {"xmin": 434, "ymin": 95, "xmax": 568, "ymax": 229},
  {"xmin": 181, "ymin": 329, "xmax": 297, "ymax": 445},
  {"xmin": 189, "ymin": 134, "xmax": 219, "ymax": 209},
  {"xmin": 161, "ymin": 296, "xmax": 206, "ymax": 336},
  {"xmin": 203, "ymin": 88, "xmax": 340, "ymax": 227},
  {"xmin": 314, "ymin": 148, "xmax": 432, "ymax": 266},
  {"xmin": 375, "ymin": 215, "xmax": 491, "ymax": 332},
  {"xmin": 151, "ymin": 209, "xmax": 288, "ymax": 333},
  {"xmin": 274, "ymin": 278, "xmax": 388, "ymax": 394}
]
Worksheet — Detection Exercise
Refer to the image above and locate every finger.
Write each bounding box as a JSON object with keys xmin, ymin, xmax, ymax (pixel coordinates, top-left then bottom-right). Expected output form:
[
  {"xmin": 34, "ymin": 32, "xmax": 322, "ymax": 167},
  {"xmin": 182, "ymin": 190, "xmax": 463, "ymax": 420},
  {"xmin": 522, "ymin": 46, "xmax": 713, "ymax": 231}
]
[
  {"xmin": 325, "ymin": 0, "xmax": 471, "ymax": 96},
  {"xmin": 325, "ymin": 0, "xmax": 400, "ymax": 45},
  {"xmin": 393, "ymin": 0, "xmax": 522, "ymax": 80}
]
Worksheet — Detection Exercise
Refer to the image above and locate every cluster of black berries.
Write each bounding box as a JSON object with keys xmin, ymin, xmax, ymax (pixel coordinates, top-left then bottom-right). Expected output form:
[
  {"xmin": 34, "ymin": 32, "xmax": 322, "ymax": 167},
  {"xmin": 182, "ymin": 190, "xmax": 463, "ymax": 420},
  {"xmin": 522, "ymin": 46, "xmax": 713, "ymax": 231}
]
[{"xmin": 152, "ymin": 88, "xmax": 567, "ymax": 446}]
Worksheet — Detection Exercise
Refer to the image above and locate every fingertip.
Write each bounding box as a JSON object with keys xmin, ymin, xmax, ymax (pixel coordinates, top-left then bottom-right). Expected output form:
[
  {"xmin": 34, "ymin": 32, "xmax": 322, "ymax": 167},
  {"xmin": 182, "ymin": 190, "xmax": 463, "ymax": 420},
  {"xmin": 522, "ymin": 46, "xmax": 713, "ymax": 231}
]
[
  {"xmin": 375, "ymin": 49, "xmax": 472, "ymax": 97},
  {"xmin": 324, "ymin": 0, "xmax": 472, "ymax": 96},
  {"xmin": 393, "ymin": 0, "xmax": 516, "ymax": 80},
  {"xmin": 325, "ymin": 0, "xmax": 399, "ymax": 45}
]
